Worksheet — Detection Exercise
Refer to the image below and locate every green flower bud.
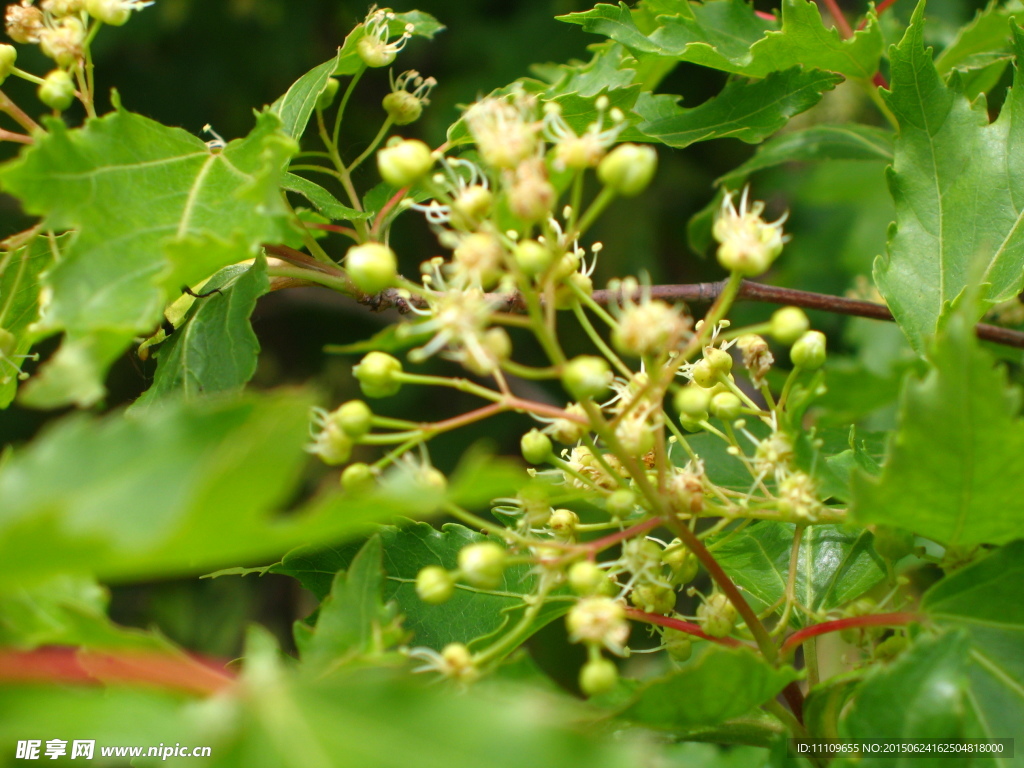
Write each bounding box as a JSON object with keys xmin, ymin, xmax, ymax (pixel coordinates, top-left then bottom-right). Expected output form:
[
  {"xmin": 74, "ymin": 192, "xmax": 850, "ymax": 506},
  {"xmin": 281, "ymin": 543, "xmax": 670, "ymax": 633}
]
[
  {"xmin": 457, "ymin": 541, "xmax": 506, "ymax": 589},
  {"xmin": 606, "ymin": 489, "xmax": 636, "ymax": 518},
  {"xmin": 377, "ymin": 138, "xmax": 434, "ymax": 188},
  {"xmin": 710, "ymin": 391, "xmax": 742, "ymax": 421},
  {"xmin": 770, "ymin": 306, "xmax": 810, "ymax": 346},
  {"xmin": 674, "ymin": 385, "xmax": 711, "ymax": 419},
  {"xmin": 513, "ymin": 239, "xmax": 555, "ymax": 276},
  {"xmin": 340, "ymin": 462, "xmax": 376, "ymax": 494},
  {"xmin": 345, "ymin": 242, "xmax": 397, "ymax": 295},
  {"xmin": 629, "ymin": 583, "xmax": 676, "ymax": 615},
  {"xmin": 873, "ymin": 634, "xmax": 909, "ymax": 661},
  {"xmin": 579, "ymin": 656, "xmax": 618, "ymax": 696},
  {"xmin": 790, "ymin": 330, "xmax": 826, "ymax": 370},
  {"xmin": 697, "ymin": 592, "xmax": 737, "ymax": 638},
  {"xmin": 663, "ymin": 629, "xmax": 693, "ymax": 662},
  {"xmin": 86, "ymin": 0, "xmax": 134, "ymax": 25},
  {"xmin": 0, "ymin": 45, "xmax": 17, "ymax": 84},
  {"xmin": 597, "ymin": 143, "xmax": 657, "ymax": 197},
  {"xmin": 520, "ymin": 428, "xmax": 553, "ymax": 465},
  {"xmin": 663, "ymin": 539, "xmax": 699, "ymax": 585},
  {"xmin": 316, "ymin": 78, "xmax": 340, "ymax": 111},
  {"xmin": 353, "ymin": 351, "xmax": 403, "ymax": 398},
  {"xmin": 873, "ymin": 526, "xmax": 915, "ymax": 562},
  {"xmin": 416, "ymin": 565, "xmax": 455, "ymax": 604},
  {"xmin": 549, "ymin": 508, "xmax": 579, "ymax": 536},
  {"xmin": 562, "ymin": 355, "xmax": 612, "ymax": 400},
  {"xmin": 382, "ymin": 90, "xmax": 423, "ymax": 125},
  {"xmin": 38, "ymin": 69, "xmax": 75, "ymax": 111},
  {"xmin": 334, "ymin": 400, "xmax": 373, "ymax": 438},
  {"xmin": 450, "ymin": 185, "xmax": 493, "ymax": 230},
  {"xmin": 309, "ymin": 421, "xmax": 353, "ymax": 466},
  {"xmin": 568, "ymin": 561, "xmax": 607, "ymax": 596},
  {"xmin": 357, "ymin": 34, "xmax": 398, "ymax": 68}
]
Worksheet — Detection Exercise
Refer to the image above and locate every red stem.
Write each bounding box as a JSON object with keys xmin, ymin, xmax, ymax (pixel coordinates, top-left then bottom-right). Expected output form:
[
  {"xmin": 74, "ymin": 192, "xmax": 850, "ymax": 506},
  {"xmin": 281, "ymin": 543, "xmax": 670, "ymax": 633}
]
[
  {"xmin": 372, "ymin": 187, "xmax": 409, "ymax": 238},
  {"xmin": 781, "ymin": 612, "xmax": 923, "ymax": 657},
  {"xmin": 625, "ymin": 608, "xmax": 746, "ymax": 647},
  {"xmin": 584, "ymin": 517, "xmax": 662, "ymax": 556},
  {"xmin": 818, "ymin": 0, "xmax": 854, "ymax": 39},
  {"xmin": 308, "ymin": 222, "xmax": 360, "ymax": 240},
  {"xmin": 755, "ymin": 10, "xmax": 777, "ymax": 21},
  {"xmin": 0, "ymin": 647, "xmax": 235, "ymax": 696}
]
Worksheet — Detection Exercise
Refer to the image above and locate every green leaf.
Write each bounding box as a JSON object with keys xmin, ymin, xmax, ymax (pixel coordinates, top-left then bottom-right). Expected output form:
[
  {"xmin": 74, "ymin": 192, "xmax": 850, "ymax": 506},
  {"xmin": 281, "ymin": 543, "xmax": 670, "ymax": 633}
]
[
  {"xmin": 281, "ymin": 173, "xmax": 369, "ymax": 221},
  {"xmin": 270, "ymin": 52, "xmax": 341, "ymax": 139},
  {"xmin": 0, "ymin": 574, "xmax": 170, "ymax": 652},
  {"xmin": 0, "ymin": 231, "xmax": 64, "ymax": 408},
  {"xmin": 852, "ymin": 315, "xmax": 1024, "ymax": 547},
  {"xmin": 297, "ymin": 536, "xmax": 406, "ymax": 670},
  {"xmin": 635, "ymin": 68, "xmax": 843, "ymax": 149},
  {"xmin": 709, "ymin": 521, "xmax": 886, "ymax": 624},
  {"xmin": 840, "ymin": 631, "xmax": 975, "ymax": 764},
  {"xmin": 716, "ymin": 124, "xmax": 894, "ymax": 190},
  {"xmin": 620, "ymin": 645, "xmax": 800, "ymax": 730},
  {"xmin": 277, "ymin": 521, "xmax": 571, "ymax": 654},
  {"xmin": 935, "ymin": 0, "xmax": 1024, "ymax": 78},
  {"xmin": 0, "ymin": 104, "xmax": 297, "ymax": 408},
  {"xmin": 560, "ymin": 0, "xmax": 882, "ymax": 79},
  {"xmin": 923, "ymin": 541, "xmax": 1024, "ymax": 761},
  {"xmin": 877, "ymin": 5, "xmax": 1024, "ymax": 352},
  {"xmin": 131, "ymin": 259, "xmax": 270, "ymax": 408},
  {"xmin": 0, "ymin": 392, "xmax": 472, "ymax": 590}
]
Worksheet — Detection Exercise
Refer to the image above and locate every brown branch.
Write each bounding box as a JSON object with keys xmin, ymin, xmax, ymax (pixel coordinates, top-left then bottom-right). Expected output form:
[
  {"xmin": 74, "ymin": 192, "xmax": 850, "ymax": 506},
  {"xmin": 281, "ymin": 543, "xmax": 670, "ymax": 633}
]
[{"xmin": 261, "ymin": 245, "xmax": 1024, "ymax": 350}]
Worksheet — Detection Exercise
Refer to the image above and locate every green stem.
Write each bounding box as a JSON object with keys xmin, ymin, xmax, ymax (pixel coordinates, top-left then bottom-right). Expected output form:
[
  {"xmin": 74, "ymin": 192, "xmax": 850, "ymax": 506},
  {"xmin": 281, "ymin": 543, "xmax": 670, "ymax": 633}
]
[
  {"xmin": 575, "ymin": 186, "xmax": 616, "ymax": 237},
  {"xmin": 570, "ymin": 299, "xmax": 632, "ymax": 379},
  {"xmin": 266, "ymin": 263, "xmax": 352, "ymax": 294},
  {"xmin": 332, "ymin": 65, "xmax": 366, "ymax": 150},
  {"xmin": 347, "ymin": 117, "xmax": 394, "ymax": 173}
]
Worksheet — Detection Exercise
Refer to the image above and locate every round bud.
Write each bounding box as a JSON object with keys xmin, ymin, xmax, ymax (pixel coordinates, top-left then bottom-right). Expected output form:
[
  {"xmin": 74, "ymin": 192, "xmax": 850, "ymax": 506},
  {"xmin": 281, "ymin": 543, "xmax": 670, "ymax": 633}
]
[
  {"xmin": 457, "ymin": 541, "xmax": 506, "ymax": 589},
  {"xmin": 770, "ymin": 306, "xmax": 810, "ymax": 346},
  {"xmin": 38, "ymin": 69, "xmax": 75, "ymax": 111},
  {"xmin": 440, "ymin": 642, "xmax": 477, "ymax": 680},
  {"xmin": 790, "ymin": 330, "xmax": 826, "ymax": 370},
  {"xmin": 710, "ymin": 391, "xmax": 742, "ymax": 421},
  {"xmin": 345, "ymin": 242, "xmax": 397, "ymax": 294},
  {"xmin": 704, "ymin": 347, "xmax": 733, "ymax": 375},
  {"xmin": 416, "ymin": 565, "xmax": 455, "ymax": 604},
  {"xmin": 310, "ymin": 422, "xmax": 353, "ymax": 466},
  {"xmin": 663, "ymin": 539, "xmax": 699, "ymax": 585},
  {"xmin": 716, "ymin": 238, "xmax": 773, "ymax": 277},
  {"xmin": 353, "ymin": 351, "xmax": 403, "ymax": 398},
  {"xmin": 697, "ymin": 592, "xmax": 737, "ymax": 638},
  {"xmin": 629, "ymin": 583, "xmax": 676, "ymax": 615},
  {"xmin": 674, "ymin": 385, "xmax": 711, "ymax": 419},
  {"xmin": 450, "ymin": 185, "xmax": 492, "ymax": 230},
  {"xmin": 0, "ymin": 45, "xmax": 16, "ymax": 84},
  {"xmin": 663, "ymin": 629, "xmax": 693, "ymax": 662},
  {"xmin": 509, "ymin": 170, "xmax": 556, "ymax": 223},
  {"xmin": 520, "ymin": 428, "xmax": 553, "ymax": 465},
  {"xmin": 873, "ymin": 526, "xmax": 915, "ymax": 562},
  {"xmin": 513, "ymin": 239, "xmax": 555, "ymax": 276},
  {"xmin": 341, "ymin": 462, "xmax": 376, "ymax": 494},
  {"xmin": 549, "ymin": 508, "xmax": 579, "ymax": 536},
  {"xmin": 317, "ymin": 78, "xmax": 340, "ymax": 111},
  {"xmin": 382, "ymin": 90, "xmax": 423, "ymax": 125},
  {"xmin": 579, "ymin": 656, "xmax": 618, "ymax": 696},
  {"xmin": 334, "ymin": 400, "xmax": 373, "ymax": 438},
  {"xmin": 568, "ymin": 561, "xmax": 607, "ymax": 596},
  {"xmin": 377, "ymin": 138, "xmax": 433, "ymax": 188},
  {"xmin": 86, "ymin": 0, "xmax": 131, "ymax": 25},
  {"xmin": 562, "ymin": 355, "xmax": 612, "ymax": 401},
  {"xmin": 597, "ymin": 143, "xmax": 657, "ymax": 197},
  {"xmin": 606, "ymin": 489, "xmax": 636, "ymax": 518},
  {"xmin": 357, "ymin": 35, "xmax": 397, "ymax": 68}
]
